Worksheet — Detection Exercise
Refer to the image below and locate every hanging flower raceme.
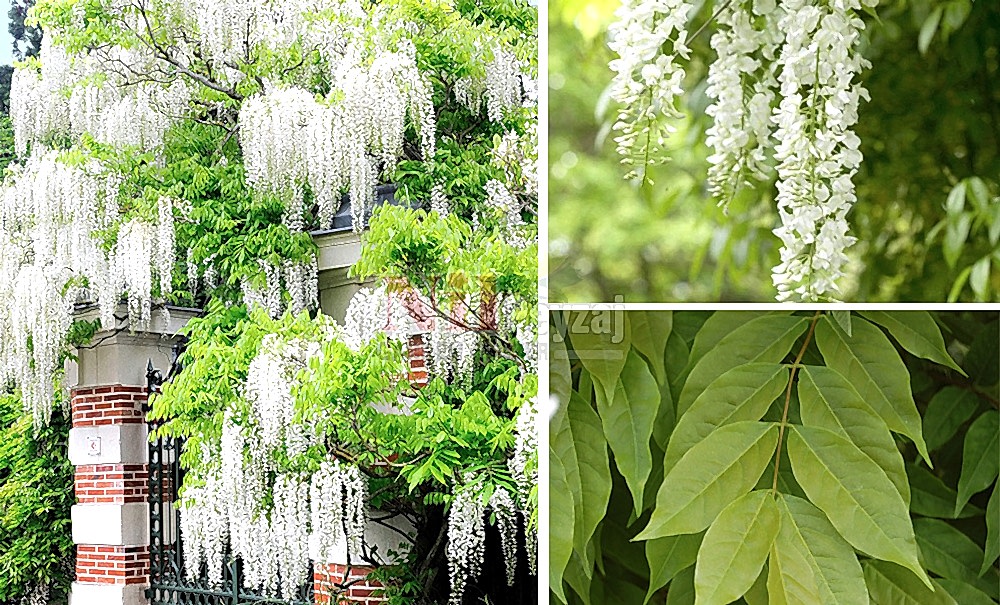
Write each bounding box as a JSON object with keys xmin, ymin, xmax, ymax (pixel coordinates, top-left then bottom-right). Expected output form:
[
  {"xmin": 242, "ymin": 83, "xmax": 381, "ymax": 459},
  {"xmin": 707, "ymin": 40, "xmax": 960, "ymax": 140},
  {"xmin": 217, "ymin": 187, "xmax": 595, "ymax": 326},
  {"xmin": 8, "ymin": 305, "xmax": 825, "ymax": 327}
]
[
  {"xmin": 13, "ymin": 38, "xmax": 192, "ymax": 157},
  {"xmin": 446, "ymin": 484, "xmax": 487, "ymax": 605},
  {"xmin": 180, "ymin": 468, "xmax": 229, "ymax": 586},
  {"xmin": 608, "ymin": 0, "xmax": 875, "ymax": 300},
  {"xmin": 177, "ymin": 0, "xmax": 365, "ymax": 82},
  {"xmin": 493, "ymin": 128, "xmax": 538, "ymax": 198},
  {"xmin": 485, "ymin": 46, "xmax": 524, "ymax": 122},
  {"xmin": 310, "ymin": 460, "xmax": 368, "ymax": 563},
  {"xmin": 7, "ymin": 266, "xmax": 72, "ymax": 429},
  {"xmin": 705, "ymin": 0, "xmax": 782, "ymax": 208},
  {"xmin": 342, "ymin": 284, "xmax": 412, "ymax": 350},
  {"xmin": 427, "ymin": 313, "xmax": 479, "ymax": 388},
  {"xmin": 182, "ymin": 333, "xmax": 370, "ymax": 596},
  {"xmin": 273, "ymin": 474, "xmax": 311, "ymax": 599},
  {"xmin": 240, "ymin": 44, "xmax": 435, "ymax": 231},
  {"xmin": 489, "ymin": 487, "xmax": 520, "ymax": 586},
  {"xmin": 446, "ymin": 477, "xmax": 535, "ymax": 603},
  {"xmin": 770, "ymin": 0, "xmax": 872, "ymax": 301},
  {"xmin": 607, "ymin": 0, "xmax": 694, "ymax": 179},
  {"xmin": 482, "ymin": 180, "xmax": 530, "ymax": 249},
  {"xmin": 10, "ymin": 37, "xmax": 72, "ymax": 156},
  {"xmin": 0, "ymin": 150, "xmax": 172, "ymax": 427},
  {"xmin": 241, "ymin": 257, "xmax": 319, "ymax": 318},
  {"xmin": 454, "ymin": 44, "xmax": 526, "ymax": 124}
]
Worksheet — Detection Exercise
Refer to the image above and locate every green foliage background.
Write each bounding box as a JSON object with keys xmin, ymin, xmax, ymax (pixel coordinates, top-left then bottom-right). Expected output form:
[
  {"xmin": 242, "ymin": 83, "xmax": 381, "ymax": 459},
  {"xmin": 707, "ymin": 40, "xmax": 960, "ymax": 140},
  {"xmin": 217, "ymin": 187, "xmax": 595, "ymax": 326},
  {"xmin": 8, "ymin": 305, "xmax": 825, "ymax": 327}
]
[
  {"xmin": 549, "ymin": 0, "xmax": 1000, "ymax": 302},
  {"xmin": 550, "ymin": 310, "xmax": 1000, "ymax": 604},
  {"xmin": 0, "ymin": 394, "xmax": 74, "ymax": 603}
]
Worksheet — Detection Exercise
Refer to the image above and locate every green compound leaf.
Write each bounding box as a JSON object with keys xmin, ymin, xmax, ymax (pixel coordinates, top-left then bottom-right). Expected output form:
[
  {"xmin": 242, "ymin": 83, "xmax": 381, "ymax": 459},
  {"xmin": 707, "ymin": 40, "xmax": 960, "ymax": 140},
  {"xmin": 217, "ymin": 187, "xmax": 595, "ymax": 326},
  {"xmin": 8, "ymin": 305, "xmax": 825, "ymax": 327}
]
[
  {"xmin": 863, "ymin": 560, "xmax": 957, "ymax": 605},
  {"xmin": 936, "ymin": 579, "xmax": 998, "ymax": 605},
  {"xmin": 831, "ymin": 310, "xmax": 853, "ymax": 337},
  {"xmin": 667, "ymin": 566, "xmax": 696, "ymax": 605},
  {"xmin": 906, "ymin": 462, "xmax": 984, "ymax": 519},
  {"xmin": 858, "ymin": 311, "xmax": 966, "ymax": 375},
  {"xmin": 644, "ymin": 533, "xmax": 703, "ymax": 605},
  {"xmin": 694, "ymin": 490, "xmax": 779, "ymax": 605},
  {"xmin": 636, "ymin": 422, "xmax": 778, "ymax": 540},
  {"xmin": 550, "ymin": 329, "xmax": 573, "ymax": 408},
  {"xmin": 798, "ymin": 365, "xmax": 909, "ymax": 504},
  {"xmin": 768, "ymin": 524, "xmax": 822, "ymax": 605},
  {"xmin": 984, "ymin": 483, "xmax": 999, "ymax": 576},
  {"xmin": 628, "ymin": 311, "xmax": 672, "ymax": 385},
  {"xmin": 956, "ymin": 410, "xmax": 1000, "ymax": 516},
  {"xmin": 914, "ymin": 518, "xmax": 999, "ymax": 598},
  {"xmin": 597, "ymin": 350, "xmax": 659, "ymax": 515},
  {"xmin": 743, "ymin": 564, "xmax": 769, "ymax": 605},
  {"xmin": 770, "ymin": 494, "xmax": 869, "ymax": 605},
  {"xmin": 550, "ymin": 447, "xmax": 573, "ymax": 603},
  {"xmin": 569, "ymin": 310, "xmax": 631, "ymax": 406},
  {"xmin": 687, "ymin": 311, "xmax": 785, "ymax": 368},
  {"xmin": 664, "ymin": 363, "xmax": 787, "ymax": 474},
  {"xmin": 562, "ymin": 391, "xmax": 612, "ymax": 560},
  {"xmin": 923, "ymin": 387, "xmax": 982, "ymax": 453},
  {"xmin": 784, "ymin": 494, "xmax": 869, "ymax": 604},
  {"xmin": 677, "ymin": 315, "xmax": 807, "ymax": 415},
  {"xmin": 788, "ymin": 425, "xmax": 931, "ymax": 588},
  {"xmin": 814, "ymin": 316, "xmax": 931, "ymax": 466}
]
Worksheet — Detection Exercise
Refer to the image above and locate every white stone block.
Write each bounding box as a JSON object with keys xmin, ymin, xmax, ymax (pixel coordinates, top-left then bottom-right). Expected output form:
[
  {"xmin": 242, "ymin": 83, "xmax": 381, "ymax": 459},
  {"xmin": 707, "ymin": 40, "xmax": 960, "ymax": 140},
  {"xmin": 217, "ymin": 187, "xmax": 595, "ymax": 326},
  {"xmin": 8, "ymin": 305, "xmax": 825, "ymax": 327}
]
[
  {"xmin": 72, "ymin": 503, "xmax": 149, "ymax": 546},
  {"xmin": 69, "ymin": 582, "xmax": 147, "ymax": 605},
  {"xmin": 70, "ymin": 304, "xmax": 198, "ymax": 388},
  {"xmin": 69, "ymin": 424, "xmax": 149, "ymax": 466},
  {"xmin": 314, "ymin": 231, "xmax": 363, "ymax": 271}
]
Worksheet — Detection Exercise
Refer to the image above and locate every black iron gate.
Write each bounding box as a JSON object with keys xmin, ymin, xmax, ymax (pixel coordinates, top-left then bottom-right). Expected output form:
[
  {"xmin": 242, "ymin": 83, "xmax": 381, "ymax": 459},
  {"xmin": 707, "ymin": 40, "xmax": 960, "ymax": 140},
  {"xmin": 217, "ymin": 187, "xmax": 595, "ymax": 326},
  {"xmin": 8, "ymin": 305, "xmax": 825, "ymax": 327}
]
[{"xmin": 146, "ymin": 424, "xmax": 314, "ymax": 604}]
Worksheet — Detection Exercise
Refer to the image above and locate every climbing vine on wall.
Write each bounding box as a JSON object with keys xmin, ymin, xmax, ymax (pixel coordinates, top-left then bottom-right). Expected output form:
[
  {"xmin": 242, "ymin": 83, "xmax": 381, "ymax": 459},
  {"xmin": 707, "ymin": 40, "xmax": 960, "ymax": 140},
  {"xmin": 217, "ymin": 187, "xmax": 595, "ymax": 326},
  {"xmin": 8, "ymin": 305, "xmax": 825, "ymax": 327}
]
[{"xmin": 550, "ymin": 309, "xmax": 999, "ymax": 604}]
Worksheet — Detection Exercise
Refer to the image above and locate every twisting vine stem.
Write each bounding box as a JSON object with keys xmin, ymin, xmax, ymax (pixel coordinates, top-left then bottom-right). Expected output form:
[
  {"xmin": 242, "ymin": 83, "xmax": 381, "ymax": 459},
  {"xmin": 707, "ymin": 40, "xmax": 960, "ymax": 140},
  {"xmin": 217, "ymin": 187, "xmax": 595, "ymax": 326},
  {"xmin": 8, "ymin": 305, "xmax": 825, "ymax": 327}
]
[{"xmin": 771, "ymin": 310, "xmax": 823, "ymax": 492}]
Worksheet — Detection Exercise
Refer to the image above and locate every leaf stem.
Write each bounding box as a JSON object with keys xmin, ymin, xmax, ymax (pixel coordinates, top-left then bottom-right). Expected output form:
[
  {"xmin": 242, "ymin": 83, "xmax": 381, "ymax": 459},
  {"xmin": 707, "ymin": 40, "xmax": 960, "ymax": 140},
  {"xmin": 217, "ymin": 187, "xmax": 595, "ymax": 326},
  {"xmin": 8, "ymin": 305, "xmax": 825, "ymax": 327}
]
[
  {"xmin": 685, "ymin": 0, "xmax": 735, "ymax": 47},
  {"xmin": 771, "ymin": 311, "xmax": 822, "ymax": 492}
]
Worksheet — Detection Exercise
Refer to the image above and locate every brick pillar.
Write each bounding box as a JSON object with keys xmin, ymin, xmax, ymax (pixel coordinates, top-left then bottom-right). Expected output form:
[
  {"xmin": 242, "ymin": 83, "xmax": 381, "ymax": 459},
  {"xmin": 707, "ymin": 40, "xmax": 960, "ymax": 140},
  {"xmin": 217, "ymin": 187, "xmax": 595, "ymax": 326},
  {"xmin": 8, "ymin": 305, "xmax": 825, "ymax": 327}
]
[
  {"xmin": 66, "ymin": 305, "xmax": 196, "ymax": 605},
  {"xmin": 407, "ymin": 333, "xmax": 430, "ymax": 387},
  {"xmin": 69, "ymin": 385, "xmax": 151, "ymax": 604}
]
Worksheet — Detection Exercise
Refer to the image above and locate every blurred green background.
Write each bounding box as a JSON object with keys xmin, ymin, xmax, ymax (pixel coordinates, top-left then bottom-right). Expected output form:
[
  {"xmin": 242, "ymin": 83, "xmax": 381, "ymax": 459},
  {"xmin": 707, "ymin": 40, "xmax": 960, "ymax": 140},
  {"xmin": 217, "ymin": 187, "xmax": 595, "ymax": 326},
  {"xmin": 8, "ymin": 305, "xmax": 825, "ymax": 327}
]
[{"xmin": 548, "ymin": 0, "xmax": 1000, "ymax": 302}]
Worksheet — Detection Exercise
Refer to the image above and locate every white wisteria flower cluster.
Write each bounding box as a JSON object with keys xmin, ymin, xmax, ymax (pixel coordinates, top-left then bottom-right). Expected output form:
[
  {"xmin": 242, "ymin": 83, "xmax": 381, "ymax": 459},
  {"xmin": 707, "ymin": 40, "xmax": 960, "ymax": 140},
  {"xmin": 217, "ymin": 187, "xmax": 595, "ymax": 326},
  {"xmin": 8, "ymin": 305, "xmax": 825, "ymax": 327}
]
[
  {"xmin": 182, "ymin": 333, "xmax": 368, "ymax": 597},
  {"xmin": 705, "ymin": 0, "xmax": 781, "ymax": 207},
  {"xmin": 239, "ymin": 43, "xmax": 436, "ymax": 231},
  {"xmin": 493, "ymin": 128, "xmax": 538, "ymax": 198},
  {"xmin": 0, "ymin": 151, "xmax": 173, "ymax": 427},
  {"xmin": 445, "ymin": 474, "xmax": 536, "ymax": 604},
  {"xmin": 445, "ymin": 484, "xmax": 485, "ymax": 605},
  {"xmin": 455, "ymin": 45, "xmax": 530, "ymax": 124},
  {"xmin": 241, "ymin": 258, "xmax": 320, "ymax": 319},
  {"xmin": 174, "ymin": 0, "xmax": 367, "ymax": 83},
  {"xmin": 770, "ymin": 0, "xmax": 872, "ymax": 301},
  {"xmin": 608, "ymin": 0, "xmax": 877, "ymax": 301},
  {"xmin": 427, "ymin": 311, "xmax": 480, "ymax": 387},
  {"xmin": 341, "ymin": 284, "xmax": 412, "ymax": 350},
  {"xmin": 509, "ymin": 398, "xmax": 538, "ymax": 575},
  {"xmin": 607, "ymin": 0, "xmax": 693, "ymax": 179},
  {"xmin": 11, "ymin": 38, "xmax": 192, "ymax": 157}
]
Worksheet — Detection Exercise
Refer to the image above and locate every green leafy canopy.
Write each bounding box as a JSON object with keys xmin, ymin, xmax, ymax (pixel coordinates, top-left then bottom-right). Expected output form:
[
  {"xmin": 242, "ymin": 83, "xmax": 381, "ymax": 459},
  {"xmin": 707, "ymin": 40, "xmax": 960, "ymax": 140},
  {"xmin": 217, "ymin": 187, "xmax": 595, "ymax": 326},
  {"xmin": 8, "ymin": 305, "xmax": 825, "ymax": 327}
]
[{"xmin": 550, "ymin": 310, "xmax": 1000, "ymax": 605}]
